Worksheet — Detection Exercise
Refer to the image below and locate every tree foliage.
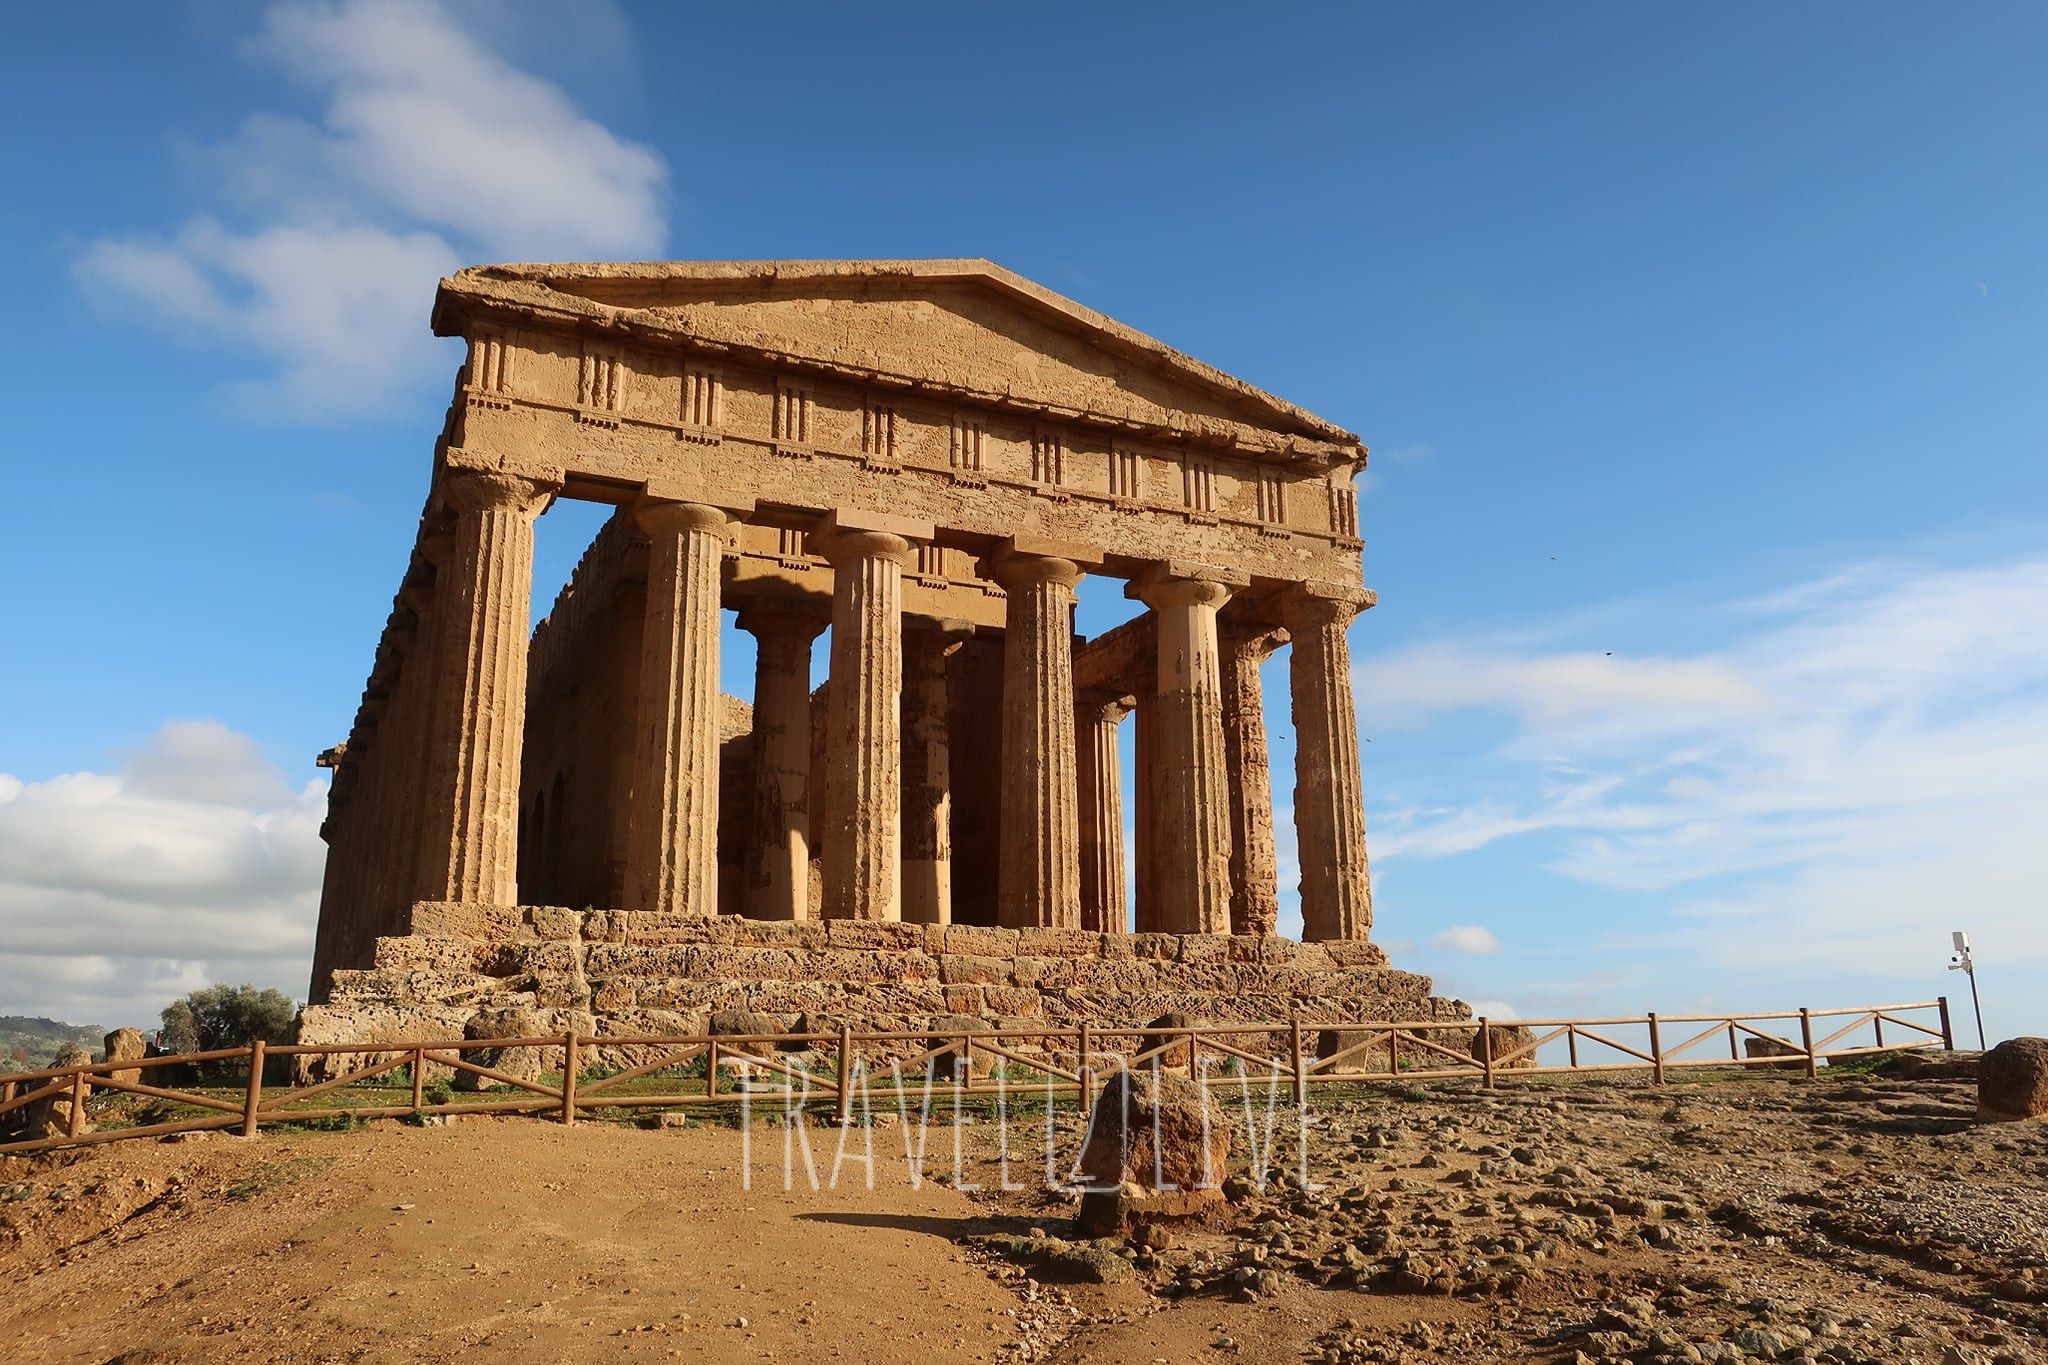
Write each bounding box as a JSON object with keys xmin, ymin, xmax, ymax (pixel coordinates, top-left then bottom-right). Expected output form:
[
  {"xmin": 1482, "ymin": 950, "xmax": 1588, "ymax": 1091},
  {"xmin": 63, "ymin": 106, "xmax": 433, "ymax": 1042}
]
[{"xmin": 158, "ymin": 984, "xmax": 298, "ymax": 1054}]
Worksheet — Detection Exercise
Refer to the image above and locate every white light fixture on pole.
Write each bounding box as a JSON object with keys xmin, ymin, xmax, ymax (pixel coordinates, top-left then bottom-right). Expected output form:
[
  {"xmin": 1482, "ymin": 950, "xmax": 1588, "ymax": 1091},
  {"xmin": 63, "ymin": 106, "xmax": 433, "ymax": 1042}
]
[{"xmin": 1947, "ymin": 930, "xmax": 1985, "ymax": 1051}]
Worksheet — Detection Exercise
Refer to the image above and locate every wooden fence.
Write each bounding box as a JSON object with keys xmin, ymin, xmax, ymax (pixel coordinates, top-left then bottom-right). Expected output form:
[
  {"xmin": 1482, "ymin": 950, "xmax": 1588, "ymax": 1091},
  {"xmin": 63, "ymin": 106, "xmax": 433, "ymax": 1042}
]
[{"xmin": 0, "ymin": 998, "xmax": 1954, "ymax": 1158}]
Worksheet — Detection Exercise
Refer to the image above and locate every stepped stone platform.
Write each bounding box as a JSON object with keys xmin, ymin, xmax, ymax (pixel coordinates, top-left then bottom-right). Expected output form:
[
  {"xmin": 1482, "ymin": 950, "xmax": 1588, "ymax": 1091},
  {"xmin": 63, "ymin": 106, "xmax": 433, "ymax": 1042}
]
[{"xmin": 296, "ymin": 902, "xmax": 1466, "ymax": 1075}]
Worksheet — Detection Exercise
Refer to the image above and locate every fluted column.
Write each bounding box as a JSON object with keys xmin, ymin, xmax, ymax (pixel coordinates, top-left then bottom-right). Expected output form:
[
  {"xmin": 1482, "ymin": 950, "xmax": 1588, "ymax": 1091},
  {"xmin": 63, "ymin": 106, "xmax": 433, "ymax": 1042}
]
[
  {"xmin": 417, "ymin": 469, "xmax": 556, "ymax": 905},
  {"xmin": 1076, "ymin": 690, "xmax": 1133, "ymax": 934},
  {"xmin": 1222, "ymin": 625, "xmax": 1287, "ymax": 937},
  {"xmin": 739, "ymin": 604, "xmax": 828, "ymax": 920},
  {"xmin": 1280, "ymin": 583, "xmax": 1376, "ymax": 942},
  {"xmin": 813, "ymin": 519, "xmax": 920, "ymax": 921},
  {"xmin": 1130, "ymin": 570, "xmax": 1237, "ymax": 935},
  {"xmin": 626, "ymin": 500, "xmax": 733, "ymax": 916},
  {"xmin": 902, "ymin": 620, "xmax": 974, "ymax": 925},
  {"xmin": 1132, "ymin": 698, "xmax": 1159, "ymax": 933},
  {"xmin": 986, "ymin": 550, "xmax": 1084, "ymax": 929}
]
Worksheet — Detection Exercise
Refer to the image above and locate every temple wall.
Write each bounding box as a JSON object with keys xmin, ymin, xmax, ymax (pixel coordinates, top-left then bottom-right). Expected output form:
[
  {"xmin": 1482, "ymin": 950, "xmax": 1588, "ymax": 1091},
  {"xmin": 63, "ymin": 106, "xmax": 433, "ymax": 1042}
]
[{"xmin": 297, "ymin": 903, "xmax": 1468, "ymax": 1075}]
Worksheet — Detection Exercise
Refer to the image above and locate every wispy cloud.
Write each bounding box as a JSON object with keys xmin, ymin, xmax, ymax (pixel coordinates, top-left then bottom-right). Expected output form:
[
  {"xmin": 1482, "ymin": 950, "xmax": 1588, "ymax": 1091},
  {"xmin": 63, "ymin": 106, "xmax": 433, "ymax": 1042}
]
[
  {"xmin": 1359, "ymin": 550, "xmax": 2048, "ymax": 989},
  {"xmin": 1432, "ymin": 924, "xmax": 1500, "ymax": 954},
  {"xmin": 73, "ymin": 0, "xmax": 666, "ymax": 419}
]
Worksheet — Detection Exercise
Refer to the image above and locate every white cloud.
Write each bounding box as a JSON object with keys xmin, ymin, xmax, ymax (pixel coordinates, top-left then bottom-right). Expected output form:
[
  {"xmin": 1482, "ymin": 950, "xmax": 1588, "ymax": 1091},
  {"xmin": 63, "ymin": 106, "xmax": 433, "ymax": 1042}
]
[
  {"xmin": 1431, "ymin": 925, "xmax": 1500, "ymax": 954},
  {"xmin": 74, "ymin": 0, "xmax": 667, "ymax": 418},
  {"xmin": 0, "ymin": 722, "xmax": 326, "ymax": 1029},
  {"xmin": 1360, "ymin": 550, "xmax": 2048, "ymax": 996}
]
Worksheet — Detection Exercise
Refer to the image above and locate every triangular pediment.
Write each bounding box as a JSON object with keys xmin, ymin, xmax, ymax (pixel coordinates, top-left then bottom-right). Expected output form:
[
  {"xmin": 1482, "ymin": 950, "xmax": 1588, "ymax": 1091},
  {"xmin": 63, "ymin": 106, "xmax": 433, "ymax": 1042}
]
[{"xmin": 436, "ymin": 259, "xmax": 1357, "ymax": 450}]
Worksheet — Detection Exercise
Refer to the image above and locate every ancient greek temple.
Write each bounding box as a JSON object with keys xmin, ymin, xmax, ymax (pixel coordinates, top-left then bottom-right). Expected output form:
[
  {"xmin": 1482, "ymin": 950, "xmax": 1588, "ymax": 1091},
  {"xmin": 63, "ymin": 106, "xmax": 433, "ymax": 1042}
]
[{"xmin": 307, "ymin": 261, "xmax": 1398, "ymax": 1027}]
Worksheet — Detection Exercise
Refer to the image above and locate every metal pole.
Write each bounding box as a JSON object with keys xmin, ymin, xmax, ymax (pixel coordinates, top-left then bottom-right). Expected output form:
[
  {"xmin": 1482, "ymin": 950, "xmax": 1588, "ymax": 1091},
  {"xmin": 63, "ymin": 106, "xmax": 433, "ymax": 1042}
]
[{"xmin": 1966, "ymin": 966, "xmax": 1987, "ymax": 1051}]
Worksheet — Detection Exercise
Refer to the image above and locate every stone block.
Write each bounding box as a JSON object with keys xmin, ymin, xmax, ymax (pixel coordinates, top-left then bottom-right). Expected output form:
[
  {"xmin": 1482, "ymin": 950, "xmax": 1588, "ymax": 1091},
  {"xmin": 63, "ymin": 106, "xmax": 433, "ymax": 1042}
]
[
  {"xmin": 941, "ymin": 924, "xmax": 1018, "ymax": 958},
  {"xmin": 524, "ymin": 905, "xmax": 582, "ymax": 941},
  {"xmin": 824, "ymin": 920, "xmax": 927, "ymax": 952},
  {"xmin": 102, "ymin": 1028, "xmax": 147, "ymax": 1087},
  {"xmin": 1015, "ymin": 927, "xmax": 1098, "ymax": 958},
  {"xmin": 938, "ymin": 954, "xmax": 1009, "ymax": 985},
  {"xmin": 1126, "ymin": 933, "xmax": 1181, "ymax": 962}
]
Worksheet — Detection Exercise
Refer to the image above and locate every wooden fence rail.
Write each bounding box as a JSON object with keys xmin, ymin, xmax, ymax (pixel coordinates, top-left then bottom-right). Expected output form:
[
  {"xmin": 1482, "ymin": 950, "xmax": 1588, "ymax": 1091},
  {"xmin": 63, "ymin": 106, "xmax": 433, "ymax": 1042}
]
[{"xmin": 0, "ymin": 998, "xmax": 1955, "ymax": 1158}]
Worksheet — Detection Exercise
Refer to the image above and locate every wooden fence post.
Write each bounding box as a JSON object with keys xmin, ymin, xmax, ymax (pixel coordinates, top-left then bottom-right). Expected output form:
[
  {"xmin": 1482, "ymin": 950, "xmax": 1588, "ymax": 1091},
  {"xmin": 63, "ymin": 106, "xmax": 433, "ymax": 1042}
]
[
  {"xmin": 411, "ymin": 1047, "xmax": 425, "ymax": 1113},
  {"xmin": 1728, "ymin": 1022, "xmax": 1740, "ymax": 1061},
  {"xmin": 834, "ymin": 1022, "xmax": 854, "ymax": 1126},
  {"xmin": 1478, "ymin": 1017, "xmax": 1496, "ymax": 1090},
  {"xmin": 1798, "ymin": 1009, "xmax": 1817, "ymax": 1080},
  {"xmin": 1873, "ymin": 1015, "xmax": 1885, "ymax": 1049},
  {"xmin": 561, "ymin": 1031, "xmax": 578, "ymax": 1126},
  {"xmin": 1289, "ymin": 1014, "xmax": 1306, "ymax": 1109},
  {"xmin": 1077, "ymin": 1022, "xmax": 1093, "ymax": 1100},
  {"xmin": 68, "ymin": 1068, "xmax": 87, "ymax": 1139},
  {"xmin": 1647, "ymin": 1013, "xmax": 1665, "ymax": 1086},
  {"xmin": 241, "ymin": 1040, "xmax": 266, "ymax": 1137},
  {"xmin": 1937, "ymin": 996, "xmax": 1954, "ymax": 1050},
  {"xmin": 1566, "ymin": 1026, "xmax": 1579, "ymax": 1070},
  {"xmin": 705, "ymin": 1039, "xmax": 718, "ymax": 1098},
  {"xmin": 1186, "ymin": 1027, "xmax": 1201, "ymax": 1083}
]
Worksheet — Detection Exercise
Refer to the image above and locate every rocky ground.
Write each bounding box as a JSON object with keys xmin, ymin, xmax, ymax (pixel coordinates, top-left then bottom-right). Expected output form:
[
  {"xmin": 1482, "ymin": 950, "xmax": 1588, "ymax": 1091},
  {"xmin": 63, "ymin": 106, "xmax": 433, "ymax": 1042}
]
[
  {"xmin": 3, "ymin": 1068, "xmax": 2044, "ymax": 1363},
  {"xmin": 954, "ymin": 1070, "xmax": 2048, "ymax": 1363}
]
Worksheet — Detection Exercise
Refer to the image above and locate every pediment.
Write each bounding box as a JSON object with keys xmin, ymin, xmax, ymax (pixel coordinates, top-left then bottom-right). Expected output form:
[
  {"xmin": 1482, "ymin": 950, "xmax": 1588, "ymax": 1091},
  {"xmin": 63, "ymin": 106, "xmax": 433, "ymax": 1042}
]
[{"xmin": 436, "ymin": 259, "xmax": 1357, "ymax": 451}]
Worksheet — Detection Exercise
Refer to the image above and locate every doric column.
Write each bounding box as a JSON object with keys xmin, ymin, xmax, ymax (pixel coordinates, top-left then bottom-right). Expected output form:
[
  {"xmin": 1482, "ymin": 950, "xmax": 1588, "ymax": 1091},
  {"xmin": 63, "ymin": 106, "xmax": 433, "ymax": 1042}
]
[
  {"xmin": 985, "ymin": 547, "xmax": 1085, "ymax": 929},
  {"xmin": 902, "ymin": 620, "xmax": 974, "ymax": 925},
  {"xmin": 1076, "ymin": 689, "xmax": 1133, "ymax": 934},
  {"xmin": 812, "ymin": 513, "xmax": 926, "ymax": 921},
  {"xmin": 1279, "ymin": 582, "xmax": 1376, "ymax": 942},
  {"xmin": 739, "ymin": 603, "xmax": 828, "ymax": 920},
  {"xmin": 417, "ymin": 469, "xmax": 556, "ymax": 904},
  {"xmin": 1129, "ymin": 566, "xmax": 1243, "ymax": 935},
  {"xmin": 625, "ymin": 499, "xmax": 733, "ymax": 916},
  {"xmin": 1132, "ymin": 698, "xmax": 1159, "ymax": 933},
  {"xmin": 1221, "ymin": 624, "xmax": 1287, "ymax": 937}
]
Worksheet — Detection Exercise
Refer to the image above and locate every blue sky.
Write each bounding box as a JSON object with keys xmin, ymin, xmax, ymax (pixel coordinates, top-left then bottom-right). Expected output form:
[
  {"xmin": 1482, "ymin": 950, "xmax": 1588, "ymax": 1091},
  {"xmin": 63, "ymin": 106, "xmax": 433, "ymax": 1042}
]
[{"xmin": 1, "ymin": 2, "xmax": 2042, "ymax": 1043}]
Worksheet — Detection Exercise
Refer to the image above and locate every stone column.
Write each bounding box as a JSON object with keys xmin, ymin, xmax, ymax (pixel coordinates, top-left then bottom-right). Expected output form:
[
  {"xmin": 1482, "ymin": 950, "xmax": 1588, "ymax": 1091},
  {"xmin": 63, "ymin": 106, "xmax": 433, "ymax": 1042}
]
[
  {"xmin": 902, "ymin": 620, "xmax": 974, "ymax": 925},
  {"xmin": 1076, "ymin": 689, "xmax": 1133, "ymax": 934},
  {"xmin": 1280, "ymin": 583, "xmax": 1376, "ymax": 942},
  {"xmin": 1221, "ymin": 625, "xmax": 1287, "ymax": 937},
  {"xmin": 1132, "ymin": 697, "xmax": 1158, "ymax": 933},
  {"xmin": 416, "ymin": 469, "xmax": 556, "ymax": 905},
  {"xmin": 738, "ymin": 604, "xmax": 827, "ymax": 920},
  {"xmin": 623, "ymin": 500, "xmax": 732, "ymax": 915},
  {"xmin": 986, "ymin": 549, "xmax": 1085, "ymax": 929},
  {"xmin": 812, "ymin": 514, "xmax": 924, "ymax": 921},
  {"xmin": 1129, "ymin": 568, "xmax": 1240, "ymax": 936}
]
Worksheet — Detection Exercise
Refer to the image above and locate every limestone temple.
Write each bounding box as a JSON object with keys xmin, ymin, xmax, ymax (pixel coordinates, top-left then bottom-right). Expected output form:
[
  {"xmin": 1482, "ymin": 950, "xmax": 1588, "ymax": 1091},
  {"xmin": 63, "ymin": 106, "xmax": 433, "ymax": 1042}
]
[{"xmin": 299, "ymin": 260, "xmax": 1460, "ymax": 1050}]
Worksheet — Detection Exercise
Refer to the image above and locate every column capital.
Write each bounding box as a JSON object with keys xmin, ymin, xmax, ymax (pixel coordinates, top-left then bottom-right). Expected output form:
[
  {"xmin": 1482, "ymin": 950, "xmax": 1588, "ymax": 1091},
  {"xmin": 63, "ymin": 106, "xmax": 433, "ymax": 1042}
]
[
  {"xmin": 1276, "ymin": 580, "xmax": 1376, "ymax": 629},
  {"xmin": 634, "ymin": 497, "xmax": 735, "ymax": 540},
  {"xmin": 809, "ymin": 508, "xmax": 931, "ymax": 569},
  {"xmin": 440, "ymin": 469, "xmax": 558, "ymax": 519},
  {"xmin": 736, "ymin": 600, "xmax": 829, "ymax": 643},
  {"xmin": 982, "ymin": 549, "xmax": 1082, "ymax": 592},
  {"xmin": 1077, "ymin": 687, "xmax": 1135, "ymax": 725},
  {"xmin": 1129, "ymin": 574, "xmax": 1232, "ymax": 613},
  {"xmin": 1220, "ymin": 621, "xmax": 1289, "ymax": 659}
]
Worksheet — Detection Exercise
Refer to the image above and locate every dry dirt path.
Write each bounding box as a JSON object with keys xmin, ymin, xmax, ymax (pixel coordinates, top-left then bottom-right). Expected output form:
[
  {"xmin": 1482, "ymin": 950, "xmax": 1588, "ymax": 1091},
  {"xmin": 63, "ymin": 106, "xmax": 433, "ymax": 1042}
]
[{"xmin": 2, "ymin": 1120, "xmax": 1030, "ymax": 1364}]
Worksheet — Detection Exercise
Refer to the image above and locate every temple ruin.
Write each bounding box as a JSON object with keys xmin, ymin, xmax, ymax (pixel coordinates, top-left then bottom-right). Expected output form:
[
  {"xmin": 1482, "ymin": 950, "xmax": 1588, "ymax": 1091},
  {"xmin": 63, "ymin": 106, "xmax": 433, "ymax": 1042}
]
[{"xmin": 300, "ymin": 260, "xmax": 1460, "ymax": 1046}]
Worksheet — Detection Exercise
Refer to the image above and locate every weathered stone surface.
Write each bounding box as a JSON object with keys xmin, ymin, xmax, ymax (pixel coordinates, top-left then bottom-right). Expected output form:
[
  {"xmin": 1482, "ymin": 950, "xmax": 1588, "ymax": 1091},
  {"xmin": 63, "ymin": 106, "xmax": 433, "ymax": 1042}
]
[
  {"xmin": 455, "ymin": 1006, "xmax": 549, "ymax": 1091},
  {"xmin": 1977, "ymin": 1036, "xmax": 2048, "ymax": 1122},
  {"xmin": 300, "ymin": 909, "xmax": 1465, "ymax": 1062},
  {"xmin": 925, "ymin": 1013, "xmax": 995, "ymax": 1080},
  {"xmin": 310, "ymin": 261, "xmax": 1403, "ymax": 1022},
  {"xmin": 1744, "ymin": 1035, "xmax": 1809, "ymax": 1070},
  {"xmin": 709, "ymin": 1009, "xmax": 796, "ymax": 1058},
  {"xmin": 1471, "ymin": 1024, "xmax": 1539, "ymax": 1069},
  {"xmin": 1075, "ymin": 1069, "xmax": 1231, "ymax": 1236},
  {"xmin": 102, "ymin": 1029, "xmax": 147, "ymax": 1086}
]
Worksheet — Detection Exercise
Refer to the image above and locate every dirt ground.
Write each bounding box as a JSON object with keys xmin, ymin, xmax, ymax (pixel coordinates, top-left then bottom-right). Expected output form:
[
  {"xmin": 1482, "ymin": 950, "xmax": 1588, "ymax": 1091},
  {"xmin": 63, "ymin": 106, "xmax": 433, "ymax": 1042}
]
[{"xmin": 4, "ymin": 1071, "xmax": 2046, "ymax": 1364}]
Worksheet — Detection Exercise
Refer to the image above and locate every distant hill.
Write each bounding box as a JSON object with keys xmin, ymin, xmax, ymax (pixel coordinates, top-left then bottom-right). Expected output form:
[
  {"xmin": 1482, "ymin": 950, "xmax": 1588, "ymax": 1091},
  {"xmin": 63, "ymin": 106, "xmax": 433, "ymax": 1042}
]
[{"xmin": 0, "ymin": 1015, "xmax": 108, "ymax": 1069}]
